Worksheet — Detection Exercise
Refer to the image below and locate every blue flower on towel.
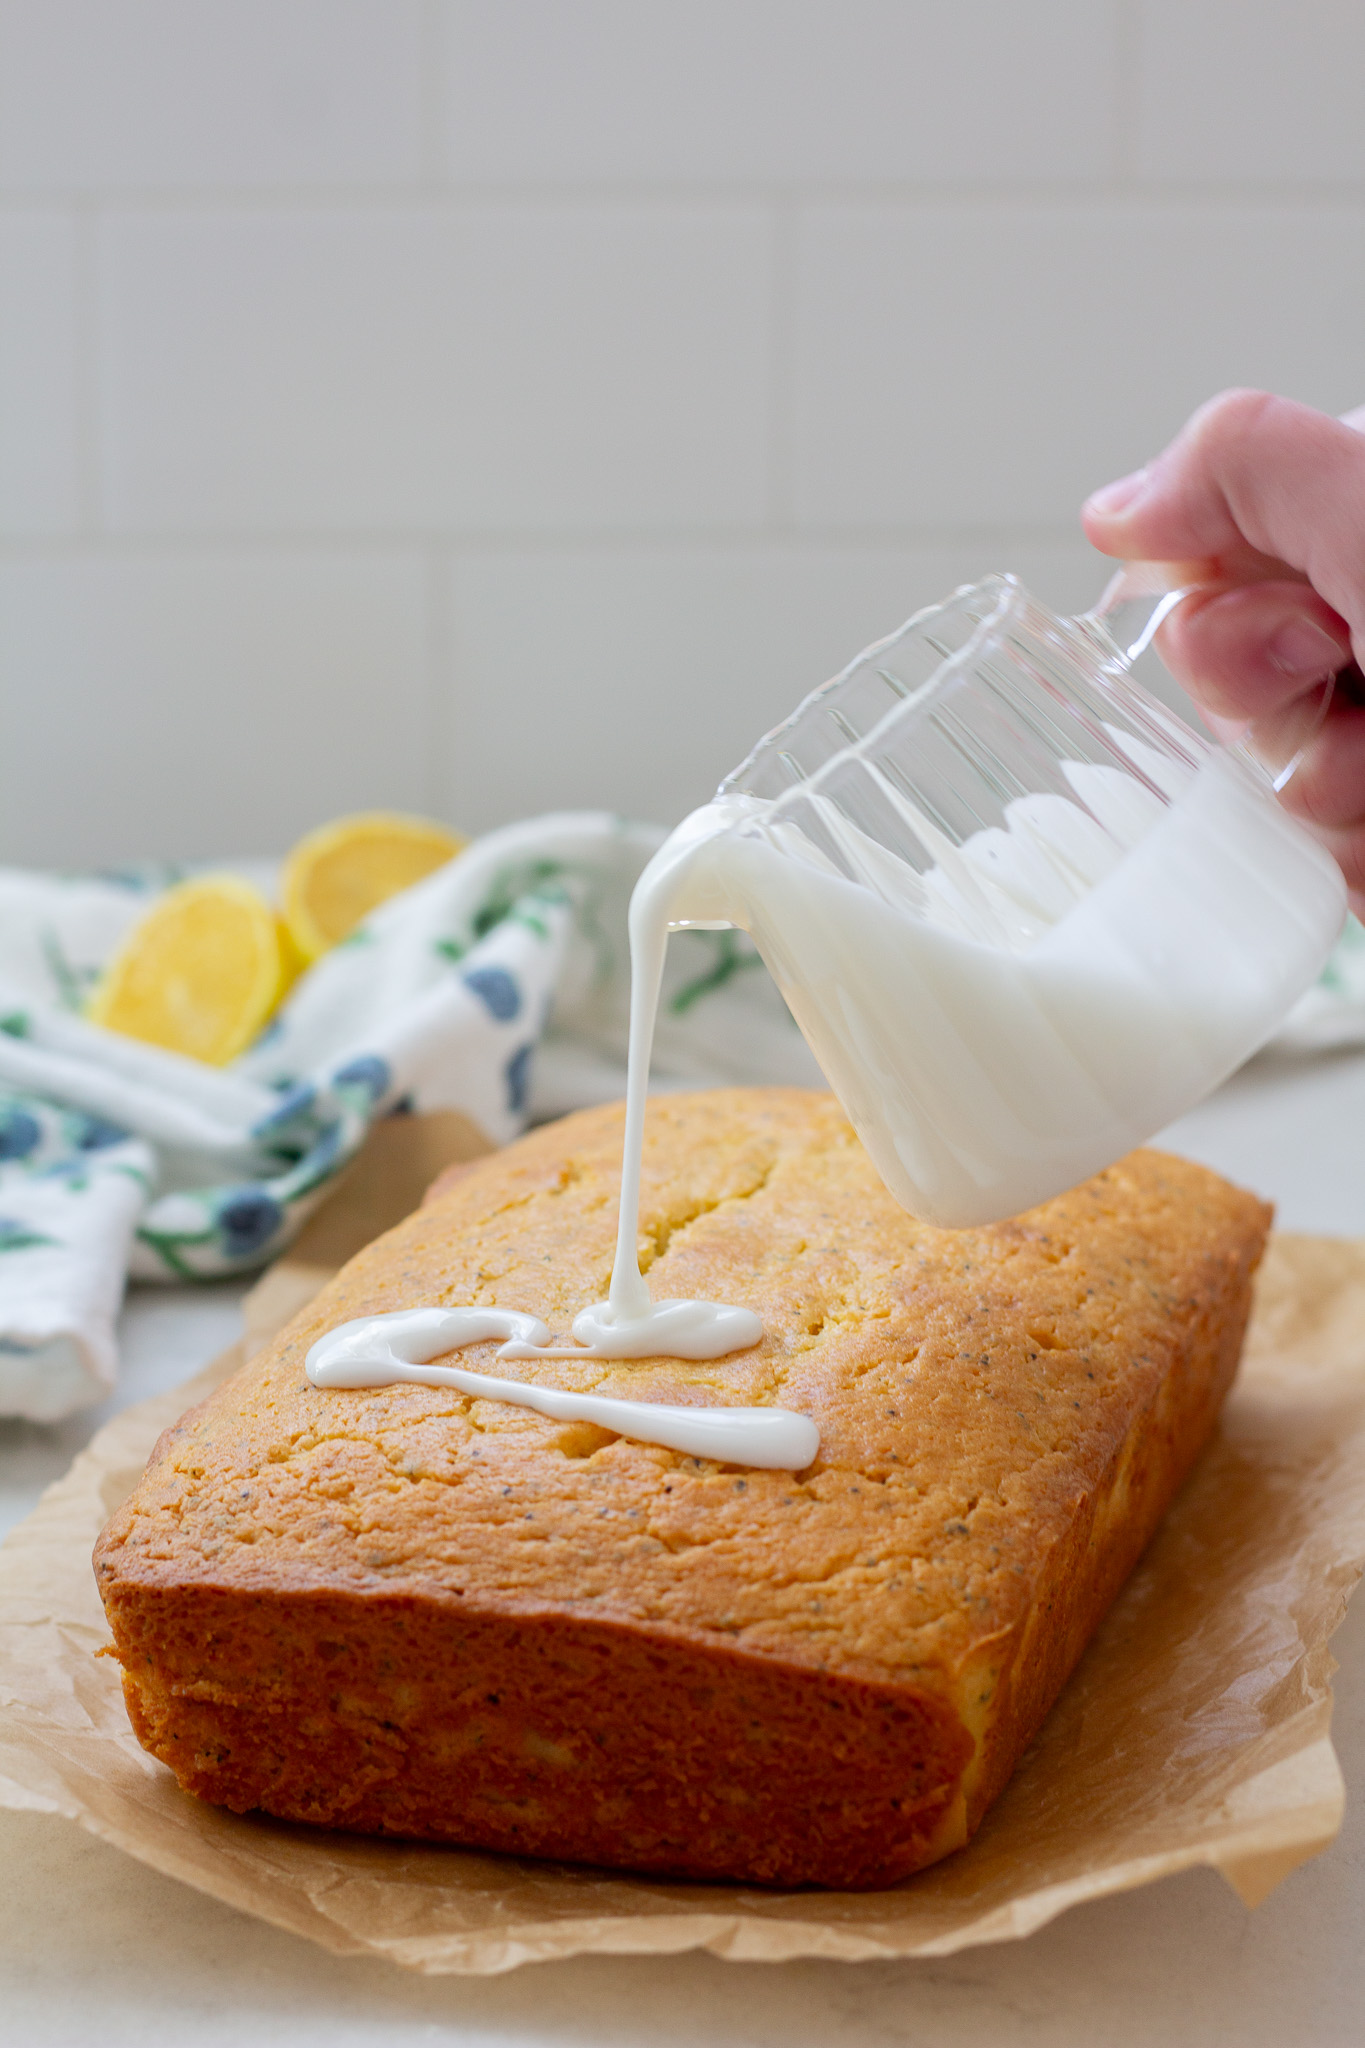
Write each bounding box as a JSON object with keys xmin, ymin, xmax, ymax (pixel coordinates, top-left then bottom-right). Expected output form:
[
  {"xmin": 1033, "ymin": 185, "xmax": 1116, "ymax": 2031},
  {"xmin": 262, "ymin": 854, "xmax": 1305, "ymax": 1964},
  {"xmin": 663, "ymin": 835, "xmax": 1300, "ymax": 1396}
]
[
  {"xmin": 75, "ymin": 1114, "xmax": 129, "ymax": 1151},
  {"xmin": 0, "ymin": 1109, "xmax": 42, "ymax": 1162},
  {"xmin": 251, "ymin": 1081, "xmax": 317, "ymax": 1137},
  {"xmin": 288, "ymin": 1120, "xmax": 345, "ymax": 1195},
  {"xmin": 0, "ymin": 1215, "xmax": 57, "ymax": 1252},
  {"xmin": 216, "ymin": 1187, "xmax": 285, "ymax": 1259},
  {"xmin": 505, "ymin": 1043, "xmax": 533, "ymax": 1115},
  {"xmin": 463, "ymin": 965, "xmax": 521, "ymax": 1021},
  {"xmin": 331, "ymin": 1054, "xmax": 391, "ymax": 1105}
]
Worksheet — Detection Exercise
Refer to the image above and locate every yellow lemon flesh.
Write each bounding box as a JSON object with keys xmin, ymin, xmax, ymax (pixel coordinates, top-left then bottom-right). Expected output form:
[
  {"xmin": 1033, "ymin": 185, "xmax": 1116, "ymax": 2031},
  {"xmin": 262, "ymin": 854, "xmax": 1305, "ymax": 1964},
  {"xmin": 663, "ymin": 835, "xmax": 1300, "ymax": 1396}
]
[
  {"xmin": 89, "ymin": 876, "xmax": 285, "ymax": 1067},
  {"xmin": 282, "ymin": 812, "xmax": 466, "ymax": 964}
]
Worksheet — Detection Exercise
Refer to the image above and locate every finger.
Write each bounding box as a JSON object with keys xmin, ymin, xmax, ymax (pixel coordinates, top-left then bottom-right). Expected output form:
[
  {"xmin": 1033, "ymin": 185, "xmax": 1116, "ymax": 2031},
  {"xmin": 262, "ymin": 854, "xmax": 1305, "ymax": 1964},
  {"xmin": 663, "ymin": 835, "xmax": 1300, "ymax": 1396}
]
[
  {"xmin": 1082, "ymin": 390, "xmax": 1365, "ymax": 659},
  {"xmin": 1313, "ymin": 820, "xmax": 1365, "ymax": 910},
  {"xmin": 1274, "ymin": 693, "xmax": 1365, "ymax": 833},
  {"xmin": 1155, "ymin": 580, "xmax": 1353, "ymax": 720}
]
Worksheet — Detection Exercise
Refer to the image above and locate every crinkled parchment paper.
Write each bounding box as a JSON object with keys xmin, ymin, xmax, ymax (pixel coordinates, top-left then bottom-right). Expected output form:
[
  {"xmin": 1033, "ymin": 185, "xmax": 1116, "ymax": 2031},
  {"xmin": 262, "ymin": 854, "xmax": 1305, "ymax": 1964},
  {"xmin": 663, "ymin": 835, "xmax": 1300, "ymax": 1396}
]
[{"xmin": 2, "ymin": 1200, "xmax": 1365, "ymax": 1973}]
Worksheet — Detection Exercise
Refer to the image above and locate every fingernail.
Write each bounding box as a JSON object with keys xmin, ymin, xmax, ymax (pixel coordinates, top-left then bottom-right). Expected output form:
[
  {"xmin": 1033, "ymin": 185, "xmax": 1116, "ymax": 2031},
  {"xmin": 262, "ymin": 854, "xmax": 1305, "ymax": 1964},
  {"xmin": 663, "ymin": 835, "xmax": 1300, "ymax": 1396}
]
[
  {"xmin": 1084, "ymin": 468, "xmax": 1149, "ymax": 518},
  {"xmin": 1268, "ymin": 616, "xmax": 1343, "ymax": 679}
]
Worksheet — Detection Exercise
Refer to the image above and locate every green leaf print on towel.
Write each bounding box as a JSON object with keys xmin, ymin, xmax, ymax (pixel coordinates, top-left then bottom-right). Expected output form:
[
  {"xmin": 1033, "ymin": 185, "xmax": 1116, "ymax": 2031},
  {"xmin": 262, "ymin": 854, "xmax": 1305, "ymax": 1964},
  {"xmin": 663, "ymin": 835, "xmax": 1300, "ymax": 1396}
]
[{"xmin": 0, "ymin": 1218, "xmax": 58, "ymax": 1253}]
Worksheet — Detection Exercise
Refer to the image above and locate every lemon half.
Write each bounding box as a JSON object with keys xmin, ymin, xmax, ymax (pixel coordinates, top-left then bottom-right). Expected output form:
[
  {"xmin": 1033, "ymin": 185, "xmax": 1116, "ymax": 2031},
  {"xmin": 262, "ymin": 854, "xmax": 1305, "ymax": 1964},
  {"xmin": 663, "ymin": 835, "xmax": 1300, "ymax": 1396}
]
[
  {"xmin": 281, "ymin": 811, "xmax": 466, "ymax": 964},
  {"xmin": 89, "ymin": 876, "xmax": 285, "ymax": 1066}
]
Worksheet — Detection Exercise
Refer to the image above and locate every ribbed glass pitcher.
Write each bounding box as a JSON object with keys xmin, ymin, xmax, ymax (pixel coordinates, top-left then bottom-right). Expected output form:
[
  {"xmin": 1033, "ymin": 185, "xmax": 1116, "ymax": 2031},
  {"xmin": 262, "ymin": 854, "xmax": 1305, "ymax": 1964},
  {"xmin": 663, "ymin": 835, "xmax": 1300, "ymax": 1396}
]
[{"xmin": 674, "ymin": 570, "xmax": 1345, "ymax": 1225}]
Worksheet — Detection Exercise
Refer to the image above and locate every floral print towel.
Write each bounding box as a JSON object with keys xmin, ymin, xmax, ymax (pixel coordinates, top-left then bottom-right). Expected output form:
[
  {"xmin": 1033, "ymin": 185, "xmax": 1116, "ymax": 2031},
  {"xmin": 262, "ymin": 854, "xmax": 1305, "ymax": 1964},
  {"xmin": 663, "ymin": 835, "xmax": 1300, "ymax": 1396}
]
[{"xmin": 0, "ymin": 811, "xmax": 820, "ymax": 1420}]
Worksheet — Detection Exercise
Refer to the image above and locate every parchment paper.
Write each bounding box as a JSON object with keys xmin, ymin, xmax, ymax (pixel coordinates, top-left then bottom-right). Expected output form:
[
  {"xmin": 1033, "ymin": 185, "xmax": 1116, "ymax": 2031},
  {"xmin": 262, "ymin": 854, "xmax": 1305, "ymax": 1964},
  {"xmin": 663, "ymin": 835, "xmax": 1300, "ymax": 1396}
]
[{"xmin": 2, "ymin": 1168, "xmax": 1364, "ymax": 1971}]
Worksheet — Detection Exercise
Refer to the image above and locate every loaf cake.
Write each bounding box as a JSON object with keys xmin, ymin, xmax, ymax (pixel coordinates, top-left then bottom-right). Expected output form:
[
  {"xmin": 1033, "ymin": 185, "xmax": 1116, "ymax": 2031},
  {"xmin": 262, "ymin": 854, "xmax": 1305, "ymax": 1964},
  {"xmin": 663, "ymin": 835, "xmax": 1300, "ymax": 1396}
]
[{"xmin": 95, "ymin": 1088, "xmax": 1269, "ymax": 1888}]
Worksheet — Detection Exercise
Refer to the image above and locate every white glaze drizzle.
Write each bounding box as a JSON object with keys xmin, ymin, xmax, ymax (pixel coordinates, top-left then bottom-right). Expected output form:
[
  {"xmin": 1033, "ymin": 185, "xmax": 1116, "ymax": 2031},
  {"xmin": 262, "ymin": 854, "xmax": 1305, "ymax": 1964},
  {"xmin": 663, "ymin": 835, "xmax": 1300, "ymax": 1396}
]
[
  {"xmin": 305, "ymin": 1309, "xmax": 819, "ymax": 1471},
  {"xmin": 302, "ymin": 795, "xmax": 810, "ymax": 1468}
]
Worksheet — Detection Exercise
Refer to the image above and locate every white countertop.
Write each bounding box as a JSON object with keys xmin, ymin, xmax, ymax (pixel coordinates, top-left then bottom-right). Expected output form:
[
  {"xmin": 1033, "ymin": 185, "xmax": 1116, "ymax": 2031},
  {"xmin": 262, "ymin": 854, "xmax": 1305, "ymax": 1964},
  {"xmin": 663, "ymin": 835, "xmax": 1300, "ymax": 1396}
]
[{"xmin": 4, "ymin": 1052, "xmax": 1365, "ymax": 2046}]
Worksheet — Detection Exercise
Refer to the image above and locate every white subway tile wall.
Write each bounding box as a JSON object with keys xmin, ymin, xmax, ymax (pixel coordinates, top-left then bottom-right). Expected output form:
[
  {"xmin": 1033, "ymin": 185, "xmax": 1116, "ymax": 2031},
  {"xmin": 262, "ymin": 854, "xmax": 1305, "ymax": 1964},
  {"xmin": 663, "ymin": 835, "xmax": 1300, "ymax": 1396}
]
[
  {"xmin": 440, "ymin": 0, "xmax": 1119, "ymax": 186},
  {"xmin": 99, "ymin": 205, "xmax": 773, "ymax": 533},
  {"xmin": 1135, "ymin": 1, "xmax": 1365, "ymax": 185},
  {"xmin": 0, "ymin": 553, "xmax": 432, "ymax": 864},
  {"xmin": 0, "ymin": 1, "xmax": 427, "ymax": 191},
  {"xmin": 791, "ymin": 203, "xmax": 1365, "ymax": 530},
  {"xmin": 0, "ymin": 0, "xmax": 1361, "ymax": 860},
  {"xmin": 0, "ymin": 213, "xmax": 81, "ymax": 536}
]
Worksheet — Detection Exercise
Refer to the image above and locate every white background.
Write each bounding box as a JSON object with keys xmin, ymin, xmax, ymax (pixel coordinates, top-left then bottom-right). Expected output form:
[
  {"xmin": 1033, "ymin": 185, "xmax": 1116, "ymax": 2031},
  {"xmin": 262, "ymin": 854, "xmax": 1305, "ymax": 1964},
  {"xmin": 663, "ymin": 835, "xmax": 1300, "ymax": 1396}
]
[{"xmin": 1, "ymin": 0, "xmax": 1362, "ymax": 864}]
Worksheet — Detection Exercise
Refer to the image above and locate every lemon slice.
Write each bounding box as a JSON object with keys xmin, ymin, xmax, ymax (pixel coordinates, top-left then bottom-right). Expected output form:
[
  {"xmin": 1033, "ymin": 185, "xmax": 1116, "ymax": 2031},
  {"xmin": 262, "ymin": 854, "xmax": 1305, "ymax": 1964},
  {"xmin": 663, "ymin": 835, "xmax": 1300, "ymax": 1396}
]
[
  {"xmin": 274, "ymin": 914, "xmax": 307, "ymax": 999},
  {"xmin": 281, "ymin": 811, "xmax": 466, "ymax": 963},
  {"xmin": 89, "ymin": 876, "xmax": 285, "ymax": 1066}
]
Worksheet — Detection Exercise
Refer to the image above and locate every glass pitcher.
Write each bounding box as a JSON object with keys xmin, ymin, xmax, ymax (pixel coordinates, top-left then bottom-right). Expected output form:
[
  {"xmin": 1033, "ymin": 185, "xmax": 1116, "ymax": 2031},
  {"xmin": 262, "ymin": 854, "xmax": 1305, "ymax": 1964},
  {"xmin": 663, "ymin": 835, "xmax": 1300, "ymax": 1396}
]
[{"xmin": 671, "ymin": 569, "xmax": 1346, "ymax": 1227}]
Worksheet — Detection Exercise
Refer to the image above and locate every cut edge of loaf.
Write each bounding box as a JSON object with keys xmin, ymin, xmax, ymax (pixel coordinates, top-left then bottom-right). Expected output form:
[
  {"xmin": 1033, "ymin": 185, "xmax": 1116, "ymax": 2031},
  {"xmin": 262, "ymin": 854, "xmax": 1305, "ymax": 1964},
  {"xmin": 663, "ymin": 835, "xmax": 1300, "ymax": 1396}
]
[{"xmin": 105, "ymin": 1588, "xmax": 977, "ymax": 1888}]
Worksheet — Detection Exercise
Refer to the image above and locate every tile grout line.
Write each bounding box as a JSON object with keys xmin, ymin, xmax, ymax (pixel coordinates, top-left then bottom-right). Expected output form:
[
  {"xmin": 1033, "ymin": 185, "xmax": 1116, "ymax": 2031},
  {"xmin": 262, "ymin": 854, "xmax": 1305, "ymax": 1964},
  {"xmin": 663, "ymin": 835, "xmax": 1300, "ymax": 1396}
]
[
  {"xmin": 70, "ymin": 199, "xmax": 103, "ymax": 535},
  {"xmin": 764, "ymin": 196, "xmax": 798, "ymax": 532},
  {"xmin": 1112, "ymin": 0, "xmax": 1144, "ymax": 189},
  {"xmin": 1, "ymin": 182, "xmax": 1364, "ymax": 214},
  {"xmin": 0, "ymin": 525, "xmax": 1099, "ymax": 561},
  {"xmin": 424, "ymin": 540, "xmax": 457, "ymax": 825},
  {"xmin": 417, "ymin": 0, "xmax": 447, "ymax": 193}
]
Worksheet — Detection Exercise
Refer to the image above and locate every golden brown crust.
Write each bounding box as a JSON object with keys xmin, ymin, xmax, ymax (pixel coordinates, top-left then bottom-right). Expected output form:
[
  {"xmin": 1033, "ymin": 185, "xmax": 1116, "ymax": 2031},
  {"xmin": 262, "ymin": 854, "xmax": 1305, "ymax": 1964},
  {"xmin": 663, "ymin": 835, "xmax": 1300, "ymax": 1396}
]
[{"xmin": 95, "ymin": 1088, "xmax": 1270, "ymax": 1887}]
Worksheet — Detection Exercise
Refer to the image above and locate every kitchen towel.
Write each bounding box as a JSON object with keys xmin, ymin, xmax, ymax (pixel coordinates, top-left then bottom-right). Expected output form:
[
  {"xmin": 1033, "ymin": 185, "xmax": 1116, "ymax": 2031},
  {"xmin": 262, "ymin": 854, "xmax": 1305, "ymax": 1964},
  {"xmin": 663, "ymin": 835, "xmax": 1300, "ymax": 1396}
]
[{"xmin": 0, "ymin": 813, "xmax": 818, "ymax": 1420}]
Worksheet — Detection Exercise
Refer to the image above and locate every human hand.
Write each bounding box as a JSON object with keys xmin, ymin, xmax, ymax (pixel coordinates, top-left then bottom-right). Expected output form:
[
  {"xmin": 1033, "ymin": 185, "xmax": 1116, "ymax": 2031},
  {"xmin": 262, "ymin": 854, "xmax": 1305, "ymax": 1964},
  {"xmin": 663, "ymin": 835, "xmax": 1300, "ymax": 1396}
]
[{"xmin": 1082, "ymin": 389, "xmax": 1365, "ymax": 906}]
